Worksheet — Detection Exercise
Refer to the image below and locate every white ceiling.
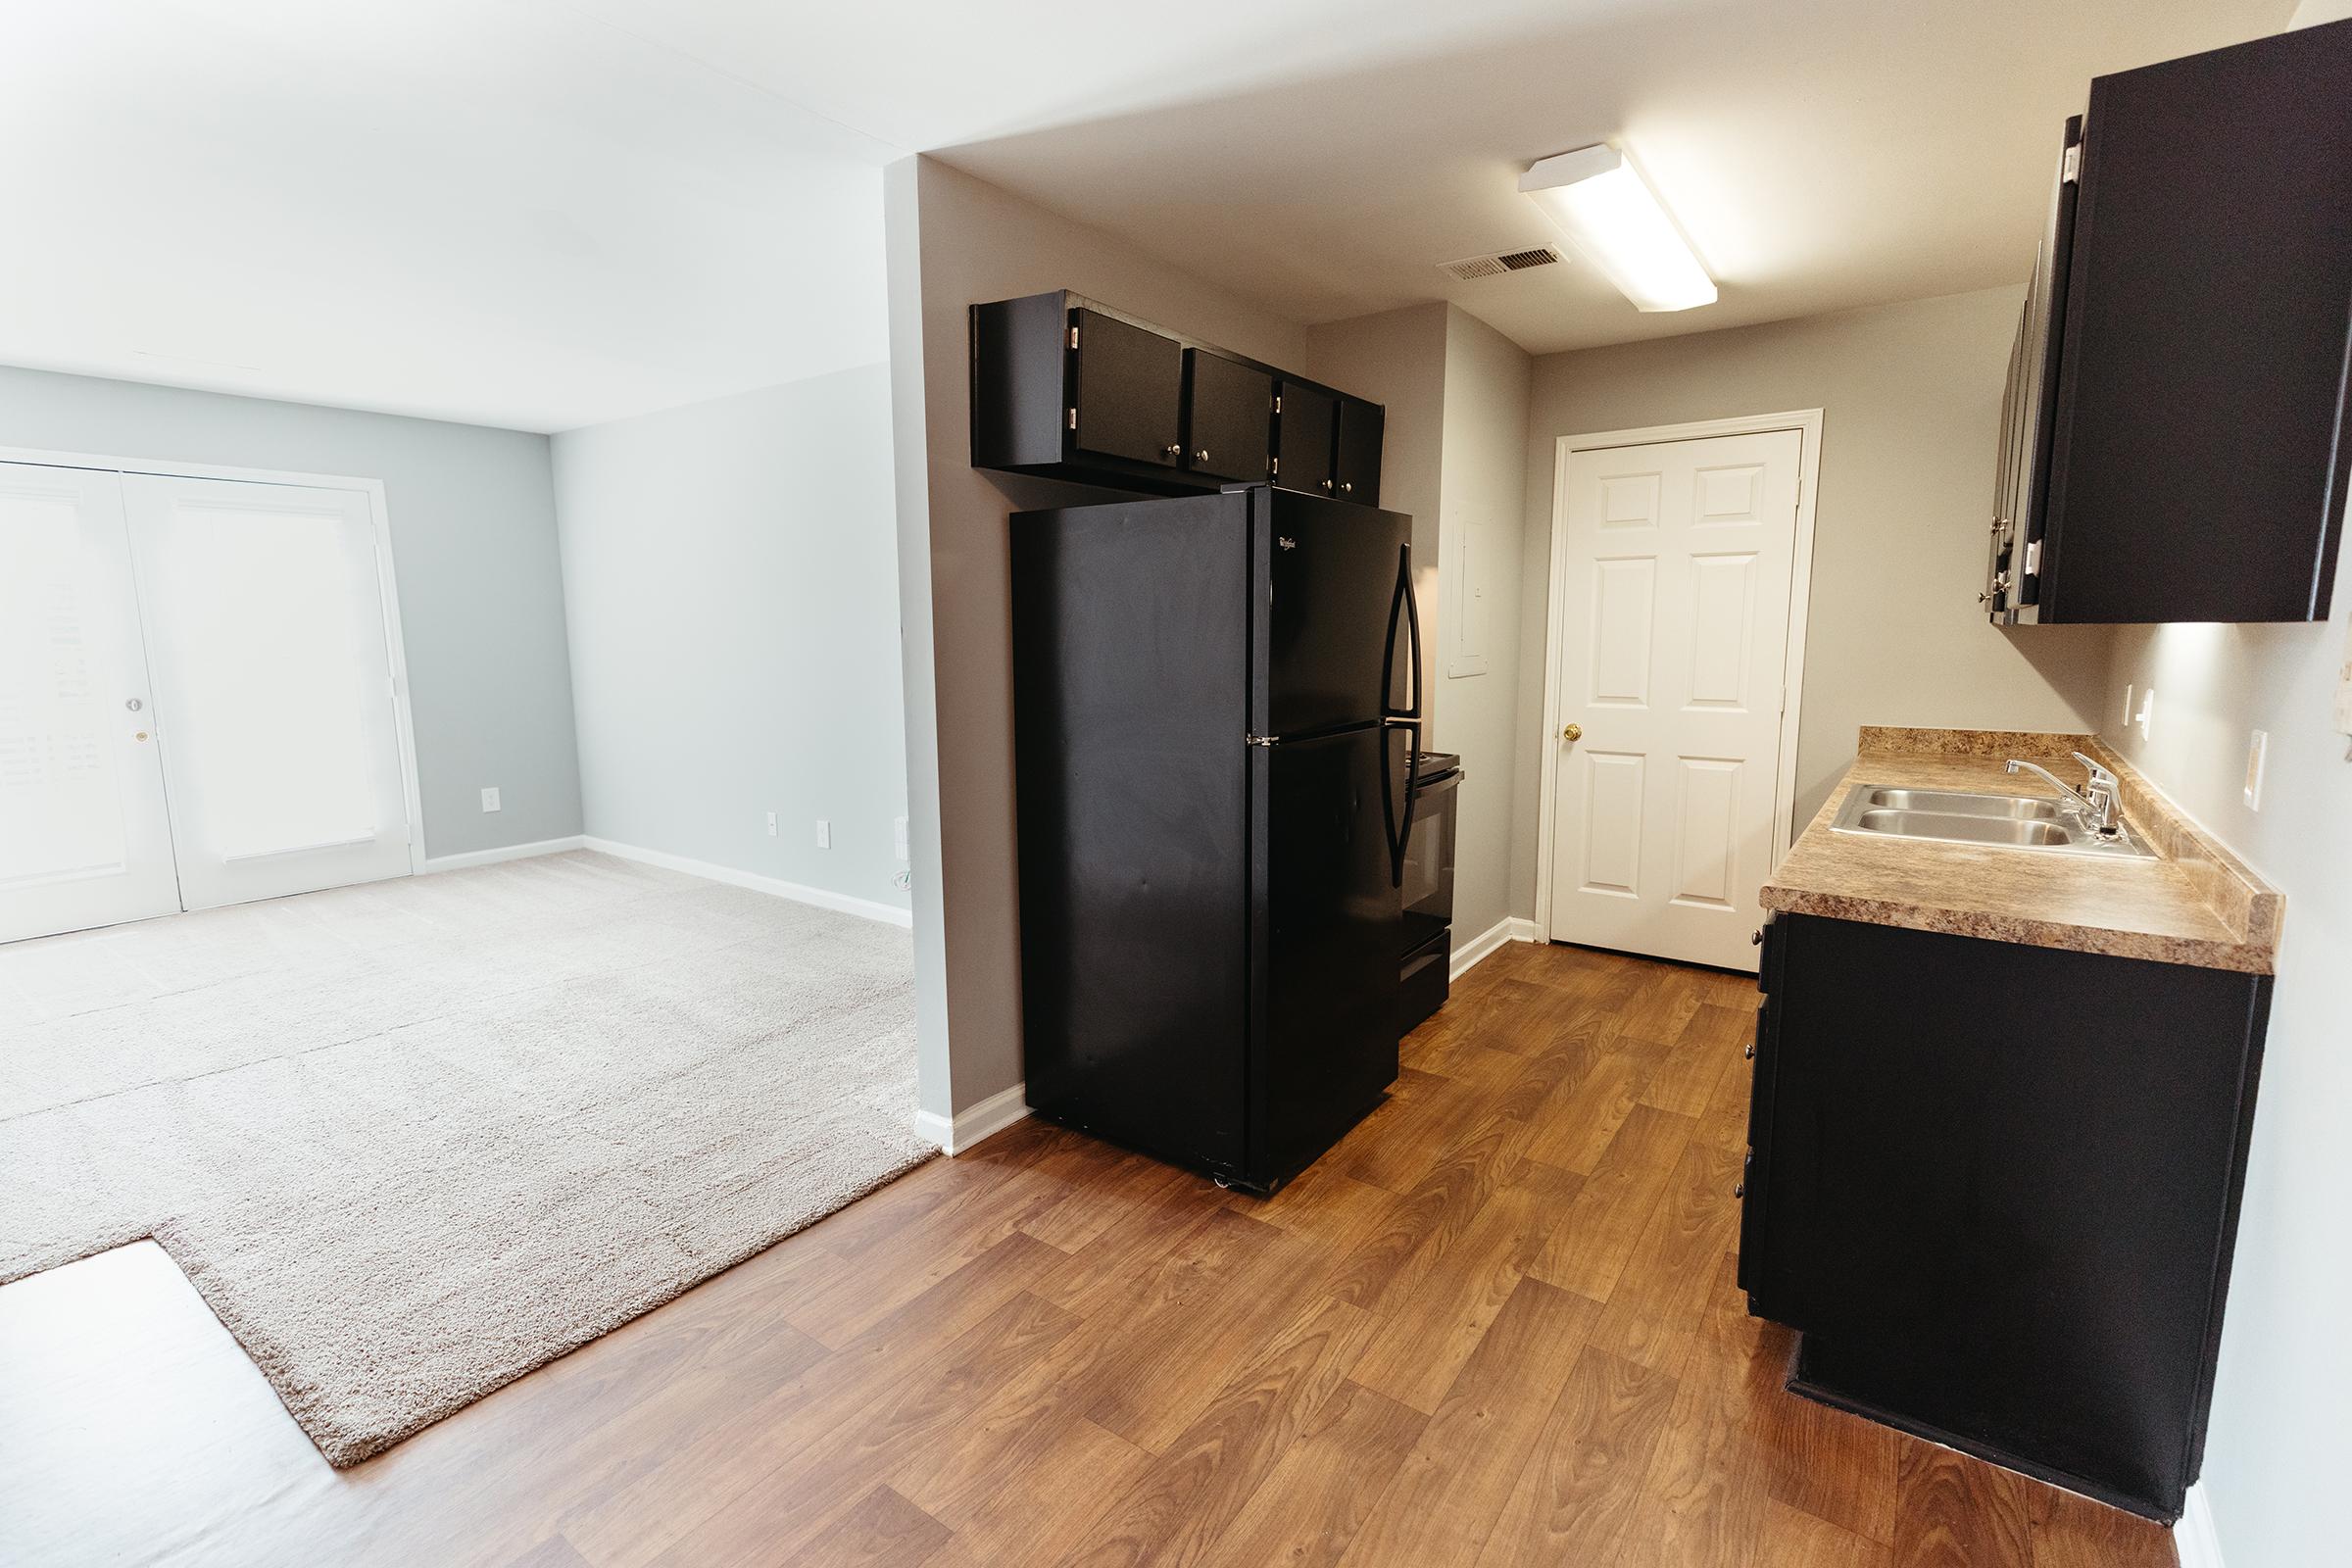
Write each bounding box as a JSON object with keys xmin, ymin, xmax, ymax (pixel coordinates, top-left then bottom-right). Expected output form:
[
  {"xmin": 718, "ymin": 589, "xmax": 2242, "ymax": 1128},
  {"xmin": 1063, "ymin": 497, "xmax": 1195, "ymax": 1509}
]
[
  {"xmin": 1, "ymin": 1, "xmax": 897, "ymax": 433},
  {"xmin": 3, "ymin": 0, "xmax": 2296, "ymax": 431},
  {"xmin": 908, "ymin": 0, "xmax": 2295, "ymax": 354}
]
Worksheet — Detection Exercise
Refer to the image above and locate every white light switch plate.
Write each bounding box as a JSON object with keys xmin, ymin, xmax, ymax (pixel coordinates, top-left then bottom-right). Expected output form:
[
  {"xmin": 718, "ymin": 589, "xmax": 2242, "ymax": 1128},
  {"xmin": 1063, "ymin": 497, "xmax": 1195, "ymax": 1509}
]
[
  {"xmin": 480, "ymin": 787, "xmax": 501, "ymax": 812},
  {"xmin": 815, "ymin": 818, "xmax": 831, "ymax": 850},
  {"xmin": 765, "ymin": 811, "xmax": 778, "ymax": 837},
  {"xmin": 2121, "ymin": 683, "xmax": 2134, "ymax": 725},
  {"xmin": 2244, "ymin": 730, "xmax": 2268, "ymax": 809},
  {"xmin": 2135, "ymin": 689, "xmax": 2156, "ymax": 742}
]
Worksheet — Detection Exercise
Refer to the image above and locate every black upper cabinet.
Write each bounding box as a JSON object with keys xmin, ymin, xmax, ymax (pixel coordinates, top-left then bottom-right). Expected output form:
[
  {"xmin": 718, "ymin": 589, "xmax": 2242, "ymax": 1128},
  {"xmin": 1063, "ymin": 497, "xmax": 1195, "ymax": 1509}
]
[
  {"xmin": 970, "ymin": 290, "xmax": 1383, "ymax": 505},
  {"xmin": 1275, "ymin": 381, "xmax": 1336, "ymax": 498},
  {"xmin": 1071, "ymin": 309, "xmax": 1183, "ymax": 469},
  {"xmin": 2002, "ymin": 20, "xmax": 2352, "ymax": 624},
  {"xmin": 1182, "ymin": 349, "xmax": 1273, "ymax": 483},
  {"xmin": 1335, "ymin": 399, "xmax": 1385, "ymax": 507}
]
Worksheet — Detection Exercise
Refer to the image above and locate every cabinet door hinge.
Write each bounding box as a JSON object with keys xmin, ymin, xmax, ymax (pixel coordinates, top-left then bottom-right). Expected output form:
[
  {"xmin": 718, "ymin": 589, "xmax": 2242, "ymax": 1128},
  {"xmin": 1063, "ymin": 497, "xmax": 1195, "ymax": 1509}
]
[
  {"xmin": 1067, "ymin": 323, "xmax": 1079, "ymax": 349},
  {"xmin": 2061, "ymin": 144, "xmax": 2082, "ymax": 183}
]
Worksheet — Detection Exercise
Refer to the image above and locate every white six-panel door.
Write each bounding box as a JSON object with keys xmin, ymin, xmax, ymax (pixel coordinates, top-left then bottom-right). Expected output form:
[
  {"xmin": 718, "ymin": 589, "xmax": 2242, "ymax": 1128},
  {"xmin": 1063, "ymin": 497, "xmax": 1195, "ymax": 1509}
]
[
  {"xmin": 1544, "ymin": 429, "xmax": 1803, "ymax": 970},
  {"xmin": 0, "ymin": 463, "xmax": 183, "ymax": 943}
]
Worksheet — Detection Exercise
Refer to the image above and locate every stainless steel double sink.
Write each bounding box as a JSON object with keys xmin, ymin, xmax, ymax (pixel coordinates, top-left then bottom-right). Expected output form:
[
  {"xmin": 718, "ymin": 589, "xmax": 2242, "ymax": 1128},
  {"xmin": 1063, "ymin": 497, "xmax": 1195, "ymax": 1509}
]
[{"xmin": 1830, "ymin": 784, "xmax": 2156, "ymax": 858}]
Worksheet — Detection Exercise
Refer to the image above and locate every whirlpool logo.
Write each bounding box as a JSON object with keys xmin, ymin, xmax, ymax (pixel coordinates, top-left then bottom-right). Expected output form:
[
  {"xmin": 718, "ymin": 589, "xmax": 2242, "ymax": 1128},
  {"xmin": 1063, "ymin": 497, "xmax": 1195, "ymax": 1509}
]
[{"xmin": 1277, "ymin": 536, "xmax": 1298, "ymax": 551}]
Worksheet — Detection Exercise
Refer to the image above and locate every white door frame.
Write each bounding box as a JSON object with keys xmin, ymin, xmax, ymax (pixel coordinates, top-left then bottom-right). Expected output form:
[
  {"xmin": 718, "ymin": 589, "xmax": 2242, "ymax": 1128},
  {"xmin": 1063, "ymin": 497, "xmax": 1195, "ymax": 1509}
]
[
  {"xmin": 0, "ymin": 445, "xmax": 426, "ymax": 877},
  {"xmin": 1532, "ymin": 410, "xmax": 1823, "ymax": 946}
]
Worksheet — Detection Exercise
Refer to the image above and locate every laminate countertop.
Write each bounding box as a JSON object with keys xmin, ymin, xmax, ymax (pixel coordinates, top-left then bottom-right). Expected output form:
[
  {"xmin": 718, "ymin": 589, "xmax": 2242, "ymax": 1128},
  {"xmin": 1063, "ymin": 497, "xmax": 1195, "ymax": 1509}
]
[{"xmin": 1762, "ymin": 727, "xmax": 2281, "ymax": 974}]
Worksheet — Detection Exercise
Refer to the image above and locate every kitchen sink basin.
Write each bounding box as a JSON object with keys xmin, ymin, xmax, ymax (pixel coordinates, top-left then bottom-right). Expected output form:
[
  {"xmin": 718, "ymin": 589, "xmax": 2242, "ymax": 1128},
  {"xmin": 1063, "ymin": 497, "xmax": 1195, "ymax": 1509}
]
[
  {"xmin": 1855, "ymin": 787, "xmax": 2061, "ymax": 820},
  {"xmin": 1830, "ymin": 785, "xmax": 2157, "ymax": 858}
]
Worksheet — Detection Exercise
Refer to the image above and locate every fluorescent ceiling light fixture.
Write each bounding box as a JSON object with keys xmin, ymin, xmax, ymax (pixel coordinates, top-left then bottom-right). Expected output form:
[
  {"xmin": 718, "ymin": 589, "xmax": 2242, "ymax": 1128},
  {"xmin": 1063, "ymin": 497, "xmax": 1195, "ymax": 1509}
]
[{"xmin": 1518, "ymin": 144, "xmax": 1717, "ymax": 313}]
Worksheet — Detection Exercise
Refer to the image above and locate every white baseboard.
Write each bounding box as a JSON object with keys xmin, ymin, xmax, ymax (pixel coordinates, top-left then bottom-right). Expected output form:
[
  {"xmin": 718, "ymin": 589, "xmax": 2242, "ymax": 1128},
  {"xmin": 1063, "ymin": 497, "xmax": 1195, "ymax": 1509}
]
[
  {"xmin": 580, "ymin": 836, "xmax": 914, "ymax": 929},
  {"xmin": 2174, "ymin": 1483, "xmax": 2224, "ymax": 1568},
  {"xmin": 1451, "ymin": 915, "xmax": 1541, "ymax": 980},
  {"xmin": 914, "ymin": 1082, "xmax": 1030, "ymax": 1155},
  {"xmin": 421, "ymin": 835, "xmax": 585, "ymax": 872}
]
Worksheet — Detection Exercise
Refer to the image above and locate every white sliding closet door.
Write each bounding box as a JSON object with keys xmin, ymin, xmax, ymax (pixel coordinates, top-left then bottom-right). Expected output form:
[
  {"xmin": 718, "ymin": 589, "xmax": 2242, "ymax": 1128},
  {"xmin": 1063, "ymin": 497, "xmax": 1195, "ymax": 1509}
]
[
  {"xmin": 122, "ymin": 474, "xmax": 414, "ymax": 909},
  {"xmin": 0, "ymin": 463, "xmax": 182, "ymax": 943}
]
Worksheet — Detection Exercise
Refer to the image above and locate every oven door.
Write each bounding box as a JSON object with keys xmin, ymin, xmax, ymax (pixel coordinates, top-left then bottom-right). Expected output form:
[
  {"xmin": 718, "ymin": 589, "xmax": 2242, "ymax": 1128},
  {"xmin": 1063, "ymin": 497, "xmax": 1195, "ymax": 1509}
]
[{"xmin": 1400, "ymin": 768, "xmax": 1460, "ymax": 957}]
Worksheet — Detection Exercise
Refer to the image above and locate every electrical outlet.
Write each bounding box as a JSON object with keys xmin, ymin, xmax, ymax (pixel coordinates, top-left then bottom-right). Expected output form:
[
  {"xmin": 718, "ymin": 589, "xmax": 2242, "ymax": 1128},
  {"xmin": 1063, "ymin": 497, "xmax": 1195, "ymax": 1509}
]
[
  {"xmin": 2135, "ymin": 688, "xmax": 2156, "ymax": 742},
  {"xmin": 815, "ymin": 818, "xmax": 831, "ymax": 850},
  {"xmin": 894, "ymin": 815, "xmax": 909, "ymax": 863},
  {"xmin": 2244, "ymin": 729, "xmax": 2269, "ymax": 809},
  {"xmin": 480, "ymin": 787, "xmax": 502, "ymax": 813},
  {"xmin": 2121, "ymin": 683, "xmax": 2134, "ymax": 726},
  {"xmin": 765, "ymin": 811, "xmax": 778, "ymax": 837}
]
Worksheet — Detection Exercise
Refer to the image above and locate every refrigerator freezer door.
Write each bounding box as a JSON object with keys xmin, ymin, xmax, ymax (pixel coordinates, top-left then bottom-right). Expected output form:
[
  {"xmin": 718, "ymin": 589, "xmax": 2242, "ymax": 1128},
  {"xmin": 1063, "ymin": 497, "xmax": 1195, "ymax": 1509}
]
[
  {"xmin": 1250, "ymin": 723, "xmax": 1402, "ymax": 1184},
  {"xmin": 1252, "ymin": 489, "xmax": 1414, "ymax": 740}
]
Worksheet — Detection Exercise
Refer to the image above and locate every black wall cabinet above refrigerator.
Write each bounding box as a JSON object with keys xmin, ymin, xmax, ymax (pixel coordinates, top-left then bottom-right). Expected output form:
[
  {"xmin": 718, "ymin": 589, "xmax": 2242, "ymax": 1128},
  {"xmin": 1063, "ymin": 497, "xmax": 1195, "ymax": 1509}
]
[
  {"xmin": 1986, "ymin": 19, "xmax": 2352, "ymax": 624},
  {"xmin": 970, "ymin": 290, "xmax": 1385, "ymax": 506}
]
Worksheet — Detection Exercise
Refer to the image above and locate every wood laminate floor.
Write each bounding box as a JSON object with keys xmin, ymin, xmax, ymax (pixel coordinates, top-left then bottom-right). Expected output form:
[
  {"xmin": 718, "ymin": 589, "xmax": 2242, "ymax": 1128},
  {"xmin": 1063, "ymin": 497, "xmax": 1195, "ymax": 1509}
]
[{"xmin": 0, "ymin": 940, "xmax": 2178, "ymax": 1568}]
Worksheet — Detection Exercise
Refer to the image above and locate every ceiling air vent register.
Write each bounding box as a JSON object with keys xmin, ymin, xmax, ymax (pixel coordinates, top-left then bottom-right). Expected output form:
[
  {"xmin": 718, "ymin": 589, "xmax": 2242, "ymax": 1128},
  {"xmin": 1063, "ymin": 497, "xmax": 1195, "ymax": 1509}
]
[{"xmin": 1438, "ymin": 246, "xmax": 1563, "ymax": 281}]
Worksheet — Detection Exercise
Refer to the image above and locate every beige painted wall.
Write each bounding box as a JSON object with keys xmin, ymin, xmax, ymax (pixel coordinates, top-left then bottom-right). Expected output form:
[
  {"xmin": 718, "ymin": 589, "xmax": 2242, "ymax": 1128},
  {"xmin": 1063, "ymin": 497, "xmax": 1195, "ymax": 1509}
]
[
  {"xmin": 886, "ymin": 154, "xmax": 1309, "ymax": 1116},
  {"xmin": 1434, "ymin": 309, "xmax": 1534, "ymax": 943},
  {"xmin": 1505, "ymin": 285, "xmax": 2116, "ymax": 918}
]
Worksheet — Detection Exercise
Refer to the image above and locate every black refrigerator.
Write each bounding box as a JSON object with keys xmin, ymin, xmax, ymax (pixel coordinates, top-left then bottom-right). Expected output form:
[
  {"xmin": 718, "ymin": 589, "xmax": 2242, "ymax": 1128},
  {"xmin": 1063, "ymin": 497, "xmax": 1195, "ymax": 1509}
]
[{"xmin": 1011, "ymin": 484, "xmax": 1418, "ymax": 1194}]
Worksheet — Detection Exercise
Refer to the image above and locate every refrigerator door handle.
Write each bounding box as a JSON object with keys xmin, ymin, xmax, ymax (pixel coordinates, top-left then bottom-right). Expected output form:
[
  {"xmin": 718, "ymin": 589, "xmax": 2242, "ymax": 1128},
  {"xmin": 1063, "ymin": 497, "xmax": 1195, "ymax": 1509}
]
[
  {"xmin": 1404, "ymin": 544, "xmax": 1422, "ymax": 720},
  {"xmin": 1382, "ymin": 542, "xmax": 1422, "ymax": 720}
]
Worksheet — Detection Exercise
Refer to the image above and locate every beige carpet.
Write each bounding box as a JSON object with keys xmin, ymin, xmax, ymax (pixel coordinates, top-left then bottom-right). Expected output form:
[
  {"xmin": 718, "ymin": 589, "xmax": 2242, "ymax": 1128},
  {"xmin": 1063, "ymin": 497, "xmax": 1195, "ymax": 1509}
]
[{"xmin": 0, "ymin": 850, "xmax": 928, "ymax": 1466}]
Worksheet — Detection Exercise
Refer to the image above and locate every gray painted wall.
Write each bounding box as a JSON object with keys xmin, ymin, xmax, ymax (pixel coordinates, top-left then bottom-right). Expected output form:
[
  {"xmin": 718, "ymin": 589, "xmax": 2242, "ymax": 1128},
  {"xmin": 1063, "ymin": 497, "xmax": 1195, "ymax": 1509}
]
[
  {"xmin": 887, "ymin": 153, "xmax": 1309, "ymax": 1117},
  {"xmin": 1303, "ymin": 303, "xmax": 1535, "ymax": 948},
  {"xmin": 0, "ymin": 363, "xmax": 581, "ymax": 858},
  {"xmin": 1304, "ymin": 302, "xmax": 1449, "ymax": 727},
  {"xmin": 2101, "ymin": 559, "xmax": 2349, "ymax": 1568},
  {"xmin": 1434, "ymin": 308, "xmax": 1534, "ymax": 944},
  {"xmin": 551, "ymin": 366, "xmax": 909, "ymax": 911},
  {"xmin": 1508, "ymin": 287, "xmax": 2116, "ymax": 917}
]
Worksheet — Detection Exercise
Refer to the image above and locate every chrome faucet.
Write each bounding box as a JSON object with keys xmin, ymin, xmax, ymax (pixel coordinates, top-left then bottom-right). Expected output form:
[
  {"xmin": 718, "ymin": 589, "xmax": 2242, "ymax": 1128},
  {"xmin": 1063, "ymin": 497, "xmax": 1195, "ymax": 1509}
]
[{"xmin": 2006, "ymin": 752, "xmax": 2123, "ymax": 837}]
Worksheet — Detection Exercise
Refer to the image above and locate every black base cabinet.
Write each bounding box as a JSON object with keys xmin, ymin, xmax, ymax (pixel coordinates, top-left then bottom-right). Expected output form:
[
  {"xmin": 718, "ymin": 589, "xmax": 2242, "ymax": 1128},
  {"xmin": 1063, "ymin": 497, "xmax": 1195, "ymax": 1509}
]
[{"xmin": 1739, "ymin": 913, "xmax": 2272, "ymax": 1521}]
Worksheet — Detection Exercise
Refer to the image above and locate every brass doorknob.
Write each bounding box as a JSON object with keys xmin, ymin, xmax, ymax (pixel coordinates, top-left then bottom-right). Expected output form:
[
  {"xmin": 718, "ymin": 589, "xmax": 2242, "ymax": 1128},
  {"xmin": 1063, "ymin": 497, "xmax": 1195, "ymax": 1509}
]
[{"xmin": 1561, "ymin": 722, "xmax": 1583, "ymax": 742}]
